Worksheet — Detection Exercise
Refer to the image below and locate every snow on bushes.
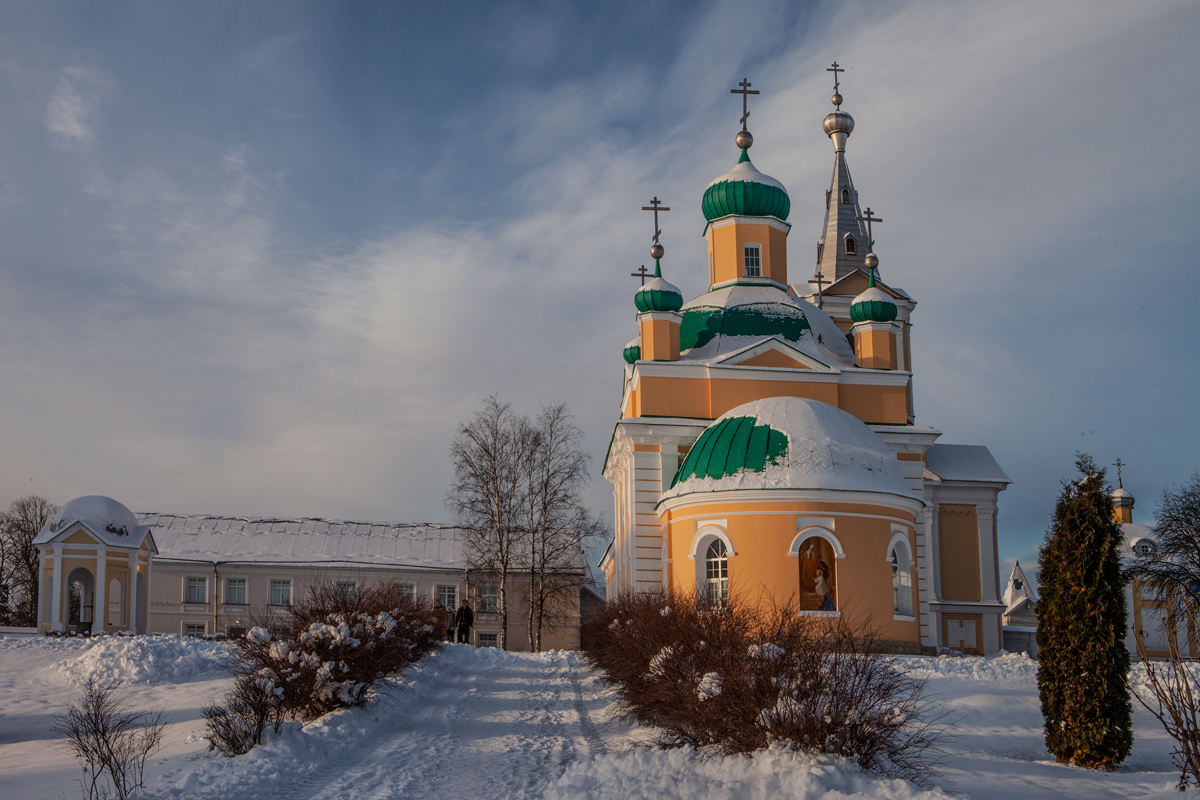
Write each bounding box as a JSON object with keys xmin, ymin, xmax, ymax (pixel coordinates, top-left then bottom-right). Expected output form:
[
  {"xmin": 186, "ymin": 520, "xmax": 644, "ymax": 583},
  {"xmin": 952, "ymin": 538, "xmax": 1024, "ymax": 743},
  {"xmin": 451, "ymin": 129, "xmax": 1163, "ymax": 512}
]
[
  {"xmin": 57, "ymin": 635, "xmax": 229, "ymax": 686},
  {"xmin": 203, "ymin": 581, "xmax": 443, "ymax": 755},
  {"xmin": 581, "ymin": 590, "xmax": 942, "ymax": 784}
]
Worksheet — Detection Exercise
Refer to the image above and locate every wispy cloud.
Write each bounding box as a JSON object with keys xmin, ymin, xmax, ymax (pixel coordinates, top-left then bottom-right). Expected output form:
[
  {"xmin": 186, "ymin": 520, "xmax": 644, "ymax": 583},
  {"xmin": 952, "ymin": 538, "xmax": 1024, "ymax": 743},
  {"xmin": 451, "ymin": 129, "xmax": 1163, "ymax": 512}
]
[{"xmin": 46, "ymin": 66, "xmax": 113, "ymax": 143}]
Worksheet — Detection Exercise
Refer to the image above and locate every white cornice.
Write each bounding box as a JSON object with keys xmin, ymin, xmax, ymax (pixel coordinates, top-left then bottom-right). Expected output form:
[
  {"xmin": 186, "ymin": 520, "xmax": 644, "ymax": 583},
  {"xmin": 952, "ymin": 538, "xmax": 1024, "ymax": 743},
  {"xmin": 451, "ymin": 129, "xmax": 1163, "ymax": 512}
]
[
  {"xmin": 704, "ymin": 216, "xmax": 792, "ymax": 236},
  {"xmin": 658, "ymin": 487, "xmax": 924, "ymax": 516}
]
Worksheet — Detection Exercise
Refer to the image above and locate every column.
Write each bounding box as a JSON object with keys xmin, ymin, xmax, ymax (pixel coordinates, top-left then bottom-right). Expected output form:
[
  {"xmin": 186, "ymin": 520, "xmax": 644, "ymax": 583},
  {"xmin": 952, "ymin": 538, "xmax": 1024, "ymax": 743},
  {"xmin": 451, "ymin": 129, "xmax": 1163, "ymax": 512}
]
[
  {"xmin": 92, "ymin": 548, "xmax": 106, "ymax": 635},
  {"xmin": 50, "ymin": 549, "xmax": 62, "ymax": 632},
  {"xmin": 36, "ymin": 552, "xmax": 46, "ymax": 630},
  {"xmin": 977, "ymin": 507, "xmax": 998, "ymax": 603},
  {"xmin": 128, "ymin": 552, "xmax": 139, "ymax": 634}
]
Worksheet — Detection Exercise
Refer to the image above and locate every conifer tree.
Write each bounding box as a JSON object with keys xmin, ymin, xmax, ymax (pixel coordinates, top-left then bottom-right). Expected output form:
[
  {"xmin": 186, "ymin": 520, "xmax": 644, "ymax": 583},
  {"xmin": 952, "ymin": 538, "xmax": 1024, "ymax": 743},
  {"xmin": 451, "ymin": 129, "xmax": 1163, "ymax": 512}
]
[{"xmin": 1036, "ymin": 453, "xmax": 1132, "ymax": 768}]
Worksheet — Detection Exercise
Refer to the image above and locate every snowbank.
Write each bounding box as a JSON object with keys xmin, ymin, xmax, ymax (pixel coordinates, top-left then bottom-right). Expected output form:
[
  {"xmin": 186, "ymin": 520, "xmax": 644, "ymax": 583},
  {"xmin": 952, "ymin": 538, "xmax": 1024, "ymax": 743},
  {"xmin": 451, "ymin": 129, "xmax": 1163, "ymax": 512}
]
[
  {"xmin": 895, "ymin": 651, "xmax": 1039, "ymax": 684},
  {"xmin": 55, "ymin": 635, "xmax": 231, "ymax": 686},
  {"xmin": 543, "ymin": 746, "xmax": 953, "ymax": 800}
]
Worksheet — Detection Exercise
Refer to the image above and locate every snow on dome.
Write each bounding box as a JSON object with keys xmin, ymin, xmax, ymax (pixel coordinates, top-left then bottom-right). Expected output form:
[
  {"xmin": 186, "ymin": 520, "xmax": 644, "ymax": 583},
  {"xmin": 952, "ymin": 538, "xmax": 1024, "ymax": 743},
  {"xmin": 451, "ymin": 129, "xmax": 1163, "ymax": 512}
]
[
  {"xmin": 661, "ymin": 397, "xmax": 915, "ymax": 503},
  {"xmin": 705, "ymin": 158, "xmax": 787, "ymax": 193},
  {"xmin": 679, "ymin": 284, "xmax": 855, "ymax": 368},
  {"xmin": 702, "ymin": 155, "xmax": 790, "ymax": 222},
  {"xmin": 35, "ymin": 495, "xmax": 151, "ymax": 547},
  {"xmin": 1111, "ymin": 487, "xmax": 1133, "ymax": 500},
  {"xmin": 634, "ymin": 276, "xmax": 683, "ymax": 313},
  {"xmin": 849, "ymin": 286, "xmax": 897, "ymax": 323}
]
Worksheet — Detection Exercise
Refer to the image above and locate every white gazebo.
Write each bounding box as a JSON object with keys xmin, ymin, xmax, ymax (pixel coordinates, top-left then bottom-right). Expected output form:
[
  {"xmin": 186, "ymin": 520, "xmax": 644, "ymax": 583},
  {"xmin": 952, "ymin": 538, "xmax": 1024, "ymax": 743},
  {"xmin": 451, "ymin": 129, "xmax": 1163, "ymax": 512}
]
[{"xmin": 34, "ymin": 496, "xmax": 157, "ymax": 635}]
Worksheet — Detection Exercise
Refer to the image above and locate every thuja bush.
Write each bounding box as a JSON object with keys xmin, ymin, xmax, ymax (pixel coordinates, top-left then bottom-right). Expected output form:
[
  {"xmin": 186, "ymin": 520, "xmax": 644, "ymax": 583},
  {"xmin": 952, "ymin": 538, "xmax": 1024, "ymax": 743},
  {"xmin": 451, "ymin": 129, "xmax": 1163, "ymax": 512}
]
[
  {"xmin": 582, "ymin": 590, "xmax": 941, "ymax": 783},
  {"xmin": 203, "ymin": 581, "xmax": 443, "ymax": 755}
]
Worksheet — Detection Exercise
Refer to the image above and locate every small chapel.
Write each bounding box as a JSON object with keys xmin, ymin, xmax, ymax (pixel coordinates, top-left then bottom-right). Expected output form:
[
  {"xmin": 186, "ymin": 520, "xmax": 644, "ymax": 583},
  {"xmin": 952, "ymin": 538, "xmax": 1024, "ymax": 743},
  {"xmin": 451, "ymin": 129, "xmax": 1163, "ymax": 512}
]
[{"xmin": 599, "ymin": 69, "xmax": 1011, "ymax": 655}]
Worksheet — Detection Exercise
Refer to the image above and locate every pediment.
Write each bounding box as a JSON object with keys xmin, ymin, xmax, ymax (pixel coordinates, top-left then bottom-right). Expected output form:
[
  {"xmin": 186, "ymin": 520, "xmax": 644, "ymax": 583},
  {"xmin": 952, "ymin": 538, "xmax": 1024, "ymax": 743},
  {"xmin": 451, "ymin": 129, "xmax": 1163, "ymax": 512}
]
[
  {"xmin": 63, "ymin": 527, "xmax": 100, "ymax": 545},
  {"xmin": 823, "ymin": 269, "xmax": 907, "ymax": 301},
  {"xmin": 717, "ymin": 338, "xmax": 832, "ymax": 371}
]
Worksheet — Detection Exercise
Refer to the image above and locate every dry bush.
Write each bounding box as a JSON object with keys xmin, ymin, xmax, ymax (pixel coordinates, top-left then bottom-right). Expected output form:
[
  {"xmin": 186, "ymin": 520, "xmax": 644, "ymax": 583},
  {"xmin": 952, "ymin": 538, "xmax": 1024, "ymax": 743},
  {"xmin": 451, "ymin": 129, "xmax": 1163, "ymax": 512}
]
[
  {"xmin": 582, "ymin": 589, "xmax": 941, "ymax": 783},
  {"xmin": 52, "ymin": 677, "xmax": 168, "ymax": 800},
  {"xmin": 203, "ymin": 580, "xmax": 443, "ymax": 755},
  {"xmin": 1132, "ymin": 634, "xmax": 1200, "ymax": 788}
]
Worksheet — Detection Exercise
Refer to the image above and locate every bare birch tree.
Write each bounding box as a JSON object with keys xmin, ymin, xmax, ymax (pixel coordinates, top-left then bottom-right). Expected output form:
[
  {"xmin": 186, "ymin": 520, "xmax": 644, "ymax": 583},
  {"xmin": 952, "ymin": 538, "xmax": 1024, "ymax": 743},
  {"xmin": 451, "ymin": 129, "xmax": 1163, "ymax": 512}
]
[
  {"xmin": 0, "ymin": 495, "xmax": 58, "ymax": 626},
  {"xmin": 519, "ymin": 403, "xmax": 602, "ymax": 651},
  {"xmin": 446, "ymin": 396, "xmax": 532, "ymax": 651}
]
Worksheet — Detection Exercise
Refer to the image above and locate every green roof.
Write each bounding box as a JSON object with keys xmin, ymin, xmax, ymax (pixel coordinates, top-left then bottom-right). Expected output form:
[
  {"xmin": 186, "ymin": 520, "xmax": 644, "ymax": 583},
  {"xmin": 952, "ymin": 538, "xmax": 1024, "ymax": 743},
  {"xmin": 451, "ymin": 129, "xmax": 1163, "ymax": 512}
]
[
  {"xmin": 670, "ymin": 415, "xmax": 788, "ymax": 488},
  {"xmin": 679, "ymin": 303, "xmax": 811, "ymax": 353},
  {"xmin": 701, "ymin": 152, "xmax": 791, "ymax": 222}
]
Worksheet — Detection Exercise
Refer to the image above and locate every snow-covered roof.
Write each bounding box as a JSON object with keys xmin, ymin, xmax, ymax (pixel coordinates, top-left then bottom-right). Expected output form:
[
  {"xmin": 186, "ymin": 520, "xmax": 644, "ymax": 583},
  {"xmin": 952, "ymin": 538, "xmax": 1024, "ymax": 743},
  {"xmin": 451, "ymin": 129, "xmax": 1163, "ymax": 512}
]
[
  {"xmin": 925, "ymin": 445, "xmax": 1011, "ymax": 484},
  {"xmin": 141, "ymin": 513, "xmax": 590, "ymax": 573},
  {"xmin": 661, "ymin": 397, "xmax": 916, "ymax": 503},
  {"xmin": 35, "ymin": 496, "xmax": 156, "ymax": 549},
  {"xmin": 1121, "ymin": 522, "xmax": 1156, "ymax": 561},
  {"xmin": 678, "ymin": 284, "xmax": 855, "ymax": 368},
  {"xmin": 705, "ymin": 158, "xmax": 787, "ymax": 192}
]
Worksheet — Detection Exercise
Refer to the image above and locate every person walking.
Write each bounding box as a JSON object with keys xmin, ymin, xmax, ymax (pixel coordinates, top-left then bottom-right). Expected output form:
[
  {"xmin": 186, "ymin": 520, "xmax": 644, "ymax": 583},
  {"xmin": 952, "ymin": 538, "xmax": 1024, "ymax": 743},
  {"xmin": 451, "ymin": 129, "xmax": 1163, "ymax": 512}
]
[
  {"xmin": 455, "ymin": 598, "xmax": 474, "ymax": 644},
  {"xmin": 437, "ymin": 600, "xmax": 455, "ymax": 643}
]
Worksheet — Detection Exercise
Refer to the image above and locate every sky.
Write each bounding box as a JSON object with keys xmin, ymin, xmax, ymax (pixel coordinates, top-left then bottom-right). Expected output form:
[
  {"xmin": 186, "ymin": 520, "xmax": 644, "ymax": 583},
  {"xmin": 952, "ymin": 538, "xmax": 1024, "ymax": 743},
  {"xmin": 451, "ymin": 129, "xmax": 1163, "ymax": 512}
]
[{"xmin": 0, "ymin": 0, "xmax": 1197, "ymax": 588}]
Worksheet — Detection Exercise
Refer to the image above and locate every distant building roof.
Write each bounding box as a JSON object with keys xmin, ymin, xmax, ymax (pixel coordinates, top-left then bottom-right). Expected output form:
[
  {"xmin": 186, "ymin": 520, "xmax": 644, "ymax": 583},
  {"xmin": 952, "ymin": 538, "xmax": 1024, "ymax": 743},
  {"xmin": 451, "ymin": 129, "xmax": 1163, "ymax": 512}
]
[{"xmin": 925, "ymin": 444, "xmax": 1011, "ymax": 484}]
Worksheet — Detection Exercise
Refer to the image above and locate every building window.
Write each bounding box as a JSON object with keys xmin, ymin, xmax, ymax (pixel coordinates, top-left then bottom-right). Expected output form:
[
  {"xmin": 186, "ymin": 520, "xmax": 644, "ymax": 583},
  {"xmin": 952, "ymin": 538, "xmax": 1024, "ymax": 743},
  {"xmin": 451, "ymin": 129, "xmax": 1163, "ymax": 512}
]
[
  {"xmin": 704, "ymin": 540, "xmax": 728, "ymax": 605},
  {"xmin": 397, "ymin": 583, "xmax": 415, "ymax": 603},
  {"xmin": 841, "ymin": 188, "xmax": 850, "ymax": 203},
  {"xmin": 479, "ymin": 585, "xmax": 498, "ymax": 613},
  {"xmin": 798, "ymin": 536, "xmax": 837, "ymax": 612},
  {"xmin": 892, "ymin": 548, "xmax": 913, "ymax": 616},
  {"xmin": 184, "ymin": 623, "xmax": 206, "ymax": 637},
  {"xmin": 226, "ymin": 626, "xmax": 246, "ymax": 639},
  {"xmin": 270, "ymin": 579, "xmax": 292, "ymax": 606},
  {"xmin": 477, "ymin": 632, "xmax": 498, "ymax": 648},
  {"xmin": 225, "ymin": 578, "xmax": 247, "ymax": 605},
  {"xmin": 816, "ymin": 242, "xmax": 824, "ymax": 263},
  {"xmin": 744, "ymin": 245, "xmax": 762, "ymax": 277},
  {"xmin": 844, "ymin": 235, "xmax": 856, "ymax": 254},
  {"xmin": 336, "ymin": 581, "xmax": 357, "ymax": 603},
  {"xmin": 437, "ymin": 585, "xmax": 457, "ymax": 608},
  {"xmin": 186, "ymin": 577, "xmax": 207, "ymax": 604},
  {"xmin": 1135, "ymin": 541, "xmax": 1155, "ymax": 557}
]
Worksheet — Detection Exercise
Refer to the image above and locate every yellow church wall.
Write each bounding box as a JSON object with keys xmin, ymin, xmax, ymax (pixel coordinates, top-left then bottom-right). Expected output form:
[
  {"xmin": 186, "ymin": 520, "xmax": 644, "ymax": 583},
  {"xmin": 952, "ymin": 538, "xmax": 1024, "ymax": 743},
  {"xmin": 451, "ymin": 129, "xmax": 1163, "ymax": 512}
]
[
  {"xmin": 837, "ymin": 383, "xmax": 907, "ymax": 424},
  {"xmin": 938, "ymin": 504, "xmax": 981, "ymax": 602},
  {"xmin": 710, "ymin": 378, "xmax": 839, "ymax": 418},
  {"xmin": 662, "ymin": 498, "xmax": 920, "ymax": 644},
  {"xmin": 853, "ymin": 329, "xmax": 896, "ymax": 370},
  {"xmin": 64, "ymin": 529, "xmax": 99, "ymax": 544},
  {"xmin": 635, "ymin": 376, "xmax": 711, "ymax": 419},
  {"xmin": 707, "ymin": 221, "xmax": 789, "ymax": 286},
  {"xmin": 640, "ymin": 318, "xmax": 680, "ymax": 362}
]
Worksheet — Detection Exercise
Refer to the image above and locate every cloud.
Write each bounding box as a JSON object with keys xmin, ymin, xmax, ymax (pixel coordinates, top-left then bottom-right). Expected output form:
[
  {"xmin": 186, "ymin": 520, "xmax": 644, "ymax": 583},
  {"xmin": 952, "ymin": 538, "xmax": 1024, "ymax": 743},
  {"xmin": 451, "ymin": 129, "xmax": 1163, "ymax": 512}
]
[{"xmin": 46, "ymin": 66, "xmax": 113, "ymax": 143}]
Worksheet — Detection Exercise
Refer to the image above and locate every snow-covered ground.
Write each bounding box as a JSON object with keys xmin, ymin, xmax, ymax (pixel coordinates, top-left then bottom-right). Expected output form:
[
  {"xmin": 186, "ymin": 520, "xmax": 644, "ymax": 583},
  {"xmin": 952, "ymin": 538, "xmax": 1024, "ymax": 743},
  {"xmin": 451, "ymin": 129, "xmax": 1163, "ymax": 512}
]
[{"xmin": 0, "ymin": 634, "xmax": 1183, "ymax": 799}]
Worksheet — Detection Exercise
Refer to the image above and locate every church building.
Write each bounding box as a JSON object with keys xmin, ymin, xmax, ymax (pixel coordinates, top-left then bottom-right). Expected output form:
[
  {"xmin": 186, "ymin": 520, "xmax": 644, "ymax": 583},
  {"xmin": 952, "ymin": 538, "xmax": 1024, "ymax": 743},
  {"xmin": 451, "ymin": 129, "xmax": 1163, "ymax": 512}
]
[{"xmin": 600, "ymin": 70, "xmax": 1011, "ymax": 655}]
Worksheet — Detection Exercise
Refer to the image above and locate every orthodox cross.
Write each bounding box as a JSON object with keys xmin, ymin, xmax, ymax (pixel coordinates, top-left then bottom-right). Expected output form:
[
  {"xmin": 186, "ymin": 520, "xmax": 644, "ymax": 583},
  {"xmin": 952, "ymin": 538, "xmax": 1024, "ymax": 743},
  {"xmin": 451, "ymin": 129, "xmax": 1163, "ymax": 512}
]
[
  {"xmin": 731, "ymin": 77, "xmax": 759, "ymax": 131},
  {"xmin": 813, "ymin": 268, "xmax": 827, "ymax": 309},
  {"xmin": 641, "ymin": 196, "xmax": 670, "ymax": 244},
  {"xmin": 630, "ymin": 264, "xmax": 652, "ymax": 285},
  {"xmin": 827, "ymin": 62, "xmax": 844, "ymax": 94},
  {"xmin": 857, "ymin": 207, "xmax": 882, "ymax": 249},
  {"xmin": 1114, "ymin": 457, "xmax": 1125, "ymax": 488}
]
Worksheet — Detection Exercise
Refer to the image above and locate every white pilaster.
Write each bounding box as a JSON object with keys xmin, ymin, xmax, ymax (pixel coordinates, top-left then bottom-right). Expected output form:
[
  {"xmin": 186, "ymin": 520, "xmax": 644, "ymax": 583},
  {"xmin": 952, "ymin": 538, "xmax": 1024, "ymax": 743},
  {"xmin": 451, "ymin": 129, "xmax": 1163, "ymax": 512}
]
[
  {"xmin": 92, "ymin": 548, "xmax": 106, "ymax": 635},
  {"xmin": 50, "ymin": 549, "xmax": 62, "ymax": 632},
  {"xmin": 977, "ymin": 507, "xmax": 999, "ymax": 603},
  {"xmin": 128, "ymin": 552, "xmax": 139, "ymax": 633},
  {"xmin": 36, "ymin": 552, "xmax": 46, "ymax": 629}
]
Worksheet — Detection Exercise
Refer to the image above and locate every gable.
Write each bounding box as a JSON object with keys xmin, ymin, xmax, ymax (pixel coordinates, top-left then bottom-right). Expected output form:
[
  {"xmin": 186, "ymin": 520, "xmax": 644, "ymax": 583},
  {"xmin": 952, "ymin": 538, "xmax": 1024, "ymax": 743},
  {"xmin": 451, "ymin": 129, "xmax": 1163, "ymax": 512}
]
[
  {"xmin": 64, "ymin": 527, "xmax": 100, "ymax": 545},
  {"xmin": 738, "ymin": 350, "xmax": 811, "ymax": 370},
  {"xmin": 823, "ymin": 269, "xmax": 906, "ymax": 300}
]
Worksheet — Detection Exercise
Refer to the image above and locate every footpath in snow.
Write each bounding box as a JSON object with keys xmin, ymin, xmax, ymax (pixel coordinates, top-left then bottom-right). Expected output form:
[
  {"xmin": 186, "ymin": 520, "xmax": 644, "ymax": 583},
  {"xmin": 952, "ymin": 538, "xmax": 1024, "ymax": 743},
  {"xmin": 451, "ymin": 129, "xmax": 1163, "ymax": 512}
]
[{"xmin": 0, "ymin": 634, "xmax": 1185, "ymax": 799}]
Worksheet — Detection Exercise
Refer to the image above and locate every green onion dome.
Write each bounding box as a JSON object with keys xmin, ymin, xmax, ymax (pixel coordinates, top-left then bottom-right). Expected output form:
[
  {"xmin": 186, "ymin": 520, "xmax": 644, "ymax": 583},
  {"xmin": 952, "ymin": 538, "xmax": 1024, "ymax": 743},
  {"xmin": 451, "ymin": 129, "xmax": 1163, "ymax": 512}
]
[
  {"xmin": 634, "ymin": 275, "xmax": 683, "ymax": 313},
  {"xmin": 701, "ymin": 150, "xmax": 791, "ymax": 222},
  {"xmin": 677, "ymin": 284, "xmax": 855, "ymax": 368},
  {"xmin": 623, "ymin": 337, "xmax": 641, "ymax": 364},
  {"xmin": 849, "ymin": 286, "xmax": 897, "ymax": 323},
  {"xmin": 662, "ymin": 396, "xmax": 913, "ymax": 500}
]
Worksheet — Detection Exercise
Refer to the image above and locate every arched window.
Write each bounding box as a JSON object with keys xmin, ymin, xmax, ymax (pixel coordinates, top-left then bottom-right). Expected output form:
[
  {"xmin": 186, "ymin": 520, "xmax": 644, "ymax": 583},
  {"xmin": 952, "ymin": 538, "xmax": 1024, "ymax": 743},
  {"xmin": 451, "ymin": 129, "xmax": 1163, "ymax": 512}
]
[
  {"xmin": 844, "ymin": 235, "xmax": 856, "ymax": 254},
  {"xmin": 705, "ymin": 539, "xmax": 728, "ymax": 605},
  {"xmin": 798, "ymin": 536, "xmax": 837, "ymax": 611},
  {"xmin": 892, "ymin": 548, "xmax": 913, "ymax": 616},
  {"xmin": 744, "ymin": 244, "xmax": 762, "ymax": 277},
  {"xmin": 841, "ymin": 188, "xmax": 850, "ymax": 204}
]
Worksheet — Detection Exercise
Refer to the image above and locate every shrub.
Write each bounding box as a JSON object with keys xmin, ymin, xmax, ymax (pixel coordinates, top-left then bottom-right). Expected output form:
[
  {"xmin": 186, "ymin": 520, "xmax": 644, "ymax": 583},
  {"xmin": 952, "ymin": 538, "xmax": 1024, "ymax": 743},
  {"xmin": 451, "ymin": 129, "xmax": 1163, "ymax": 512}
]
[
  {"xmin": 581, "ymin": 590, "xmax": 940, "ymax": 783},
  {"xmin": 203, "ymin": 581, "xmax": 442, "ymax": 755},
  {"xmin": 1037, "ymin": 453, "xmax": 1132, "ymax": 769},
  {"xmin": 52, "ymin": 677, "xmax": 168, "ymax": 800}
]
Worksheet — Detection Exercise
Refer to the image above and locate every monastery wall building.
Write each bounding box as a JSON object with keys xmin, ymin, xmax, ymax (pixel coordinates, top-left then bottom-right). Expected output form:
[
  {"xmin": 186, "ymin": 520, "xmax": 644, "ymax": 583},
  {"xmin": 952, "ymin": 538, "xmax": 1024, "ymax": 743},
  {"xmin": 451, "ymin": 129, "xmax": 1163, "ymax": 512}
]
[{"xmin": 600, "ymin": 74, "xmax": 1011, "ymax": 655}]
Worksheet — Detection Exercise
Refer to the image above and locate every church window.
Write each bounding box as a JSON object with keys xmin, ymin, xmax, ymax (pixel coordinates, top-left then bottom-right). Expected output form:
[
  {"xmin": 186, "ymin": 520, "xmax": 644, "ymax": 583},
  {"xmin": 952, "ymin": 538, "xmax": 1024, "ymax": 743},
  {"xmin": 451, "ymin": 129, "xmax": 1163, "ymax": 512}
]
[
  {"xmin": 270, "ymin": 579, "xmax": 292, "ymax": 606},
  {"xmin": 479, "ymin": 585, "xmax": 498, "ymax": 613},
  {"xmin": 744, "ymin": 244, "xmax": 762, "ymax": 277},
  {"xmin": 1135, "ymin": 541, "xmax": 1155, "ymax": 557},
  {"xmin": 892, "ymin": 548, "xmax": 913, "ymax": 616},
  {"xmin": 225, "ymin": 578, "xmax": 247, "ymax": 605},
  {"xmin": 704, "ymin": 540, "xmax": 728, "ymax": 605},
  {"xmin": 798, "ymin": 536, "xmax": 837, "ymax": 612},
  {"xmin": 826, "ymin": 189, "xmax": 831, "ymax": 208},
  {"xmin": 817, "ymin": 242, "xmax": 824, "ymax": 263},
  {"xmin": 186, "ymin": 576, "xmax": 207, "ymax": 604},
  {"xmin": 844, "ymin": 235, "xmax": 856, "ymax": 254},
  {"xmin": 841, "ymin": 188, "xmax": 850, "ymax": 204}
]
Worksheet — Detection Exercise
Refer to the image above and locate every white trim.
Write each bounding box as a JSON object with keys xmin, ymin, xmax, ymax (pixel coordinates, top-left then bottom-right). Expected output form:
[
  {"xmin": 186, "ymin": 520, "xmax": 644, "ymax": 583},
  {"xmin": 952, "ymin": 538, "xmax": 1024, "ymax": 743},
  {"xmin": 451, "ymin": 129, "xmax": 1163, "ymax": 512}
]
[
  {"xmin": 660, "ymin": 487, "xmax": 924, "ymax": 516},
  {"xmin": 637, "ymin": 310, "xmax": 683, "ymax": 323},
  {"xmin": 714, "ymin": 337, "xmax": 833, "ymax": 371},
  {"xmin": 892, "ymin": 614, "xmax": 917, "ymax": 622},
  {"xmin": 798, "ymin": 610, "xmax": 840, "ymax": 618},
  {"xmin": 704, "ymin": 215, "xmax": 792, "ymax": 236},
  {"xmin": 689, "ymin": 526, "xmax": 736, "ymax": 559},
  {"xmin": 797, "ymin": 516, "xmax": 836, "ymax": 532},
  {"xmin": 886, "ymin": 529, "xmax": 913, "ymax": 563},
  {"xmin": 742, "ymin": 241, "xmax": 763, "ymax": 278},
  {"xmin": 789, "ymin": 527, "xmax": 846, "ymax": 559}
]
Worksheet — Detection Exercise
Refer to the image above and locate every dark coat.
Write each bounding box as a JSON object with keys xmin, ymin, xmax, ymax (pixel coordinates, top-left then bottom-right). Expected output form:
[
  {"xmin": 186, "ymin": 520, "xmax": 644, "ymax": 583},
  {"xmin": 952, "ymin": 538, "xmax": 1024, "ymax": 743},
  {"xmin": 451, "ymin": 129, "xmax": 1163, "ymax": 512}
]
[{"xmin": 455, "ymin": 604, "xmax": 474, "ymax": 629}]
